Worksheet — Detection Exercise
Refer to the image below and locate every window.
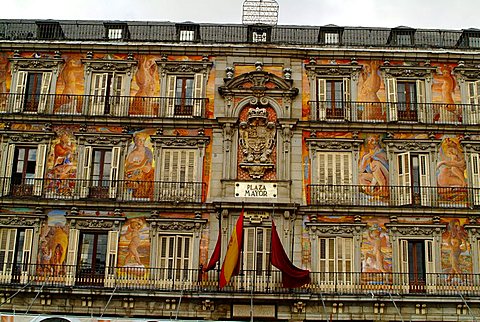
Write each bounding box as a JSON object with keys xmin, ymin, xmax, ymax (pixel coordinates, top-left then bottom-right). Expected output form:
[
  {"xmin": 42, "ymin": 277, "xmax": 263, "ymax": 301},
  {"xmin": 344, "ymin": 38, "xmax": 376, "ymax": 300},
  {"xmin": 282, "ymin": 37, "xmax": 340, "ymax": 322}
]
[
  {"xmin": 465, "ymin": 81, "xmax": 480, "ymax": 124},
  {"xmin": 65, "ymin": 229, "xmax": 118, "ymax": 287},
  {"xmin": 399, "ymin": 239, "xmax": 434, "ymax": 293},
  {"xmin": 104, "ymin": 23, "xmax": 130, "ymax": 40},
  {"xmin": 243, "ymin": 226, "xmax": 271, "ymax": 275},
  {"xmin": 386, "ymin": 77, "xmax": 425, "ymax": 122},
  {"xmin": 89, "ymin": 72, "xmax": 127, "ymax": 116},
  {"xmin": 78, "ymin": 146, "xmax": 121, "ymax": 199},
  {"xmin": 0, "ymin": 228, "xmax": 33, "ymax": 283},
  {"xmin": 318, "ymin": 237, "xmax": 353, "ymax": 283},
  {"xmin": 158, "ymin": 149, "xmax": 199, "ymax": 202},
  {"xmin": 313, "ymin": 152, "xmax": 352, "ymax": 204},
  {"xmin": 318, "ymin": 27, "xmax": 343, "ymax": 45},
  {"xmin": 248, "ymin": 26, "xmax": 271, "ymax": 43},
  {"xmin": 387, "ymin": 28, "xmax": 415, "ymax": 46},
  {"xmin": 253, "ymin": 31, "xmax": 267, "ymax": 43},
  {"xmin": 395, "ymin": 152, "xmax": 430, "ymax": 206},
  {"xmin": 179, "ymin": 30, "xmax": 195, "ymax": 41},
  {"xmin": 11, "ymin": 71, "xmax": 52, "ymax": 113},
  {"xmin": 36, "ymin": 21, "xmax": 64, "ymax": 40},
  {"xmin": 165, "ymin": 74, "xmax": 204, "ymax": 117},
  {"xmin": 157, "ymin": 234, "xmax": 193, "ymax": 282},
  {"xmin": 0, "ymin": 144, "xmax": 47, "ymax": 197},
  {"xmin": 324, "ymin": 32, "xmax": 339, "ymax": 44},
  {"xmin": 176, "ymin": 24, "xmax": 200, "ymax": 42},
  {"xmin": 471, "ymin": 153, "xmax": 480, "ymax": 205},
  {"xmin": 316, "ymin": 78, "xmax": 350, "ymax": 120}
]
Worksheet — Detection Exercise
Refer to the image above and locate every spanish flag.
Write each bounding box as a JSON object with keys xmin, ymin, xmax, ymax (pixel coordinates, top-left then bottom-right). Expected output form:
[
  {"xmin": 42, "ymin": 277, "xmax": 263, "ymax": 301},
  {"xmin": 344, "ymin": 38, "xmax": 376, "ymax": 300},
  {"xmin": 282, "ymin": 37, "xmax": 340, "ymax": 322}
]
[{"xmin": 219, "ymin": 210, "xmax": 244, "ymax": 288}]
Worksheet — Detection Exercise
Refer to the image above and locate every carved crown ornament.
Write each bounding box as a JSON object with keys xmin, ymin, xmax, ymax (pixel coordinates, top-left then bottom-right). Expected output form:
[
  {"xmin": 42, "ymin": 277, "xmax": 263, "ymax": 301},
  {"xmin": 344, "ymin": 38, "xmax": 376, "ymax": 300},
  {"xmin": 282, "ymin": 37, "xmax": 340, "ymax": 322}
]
[
  {"xmin": 306, "ymin": 137, "xmax": 363, "ymax": 151},
  {"xmin": 385, "ymin": 223, "xmax": 445, "ymax": 236},
  {"xmin": 82, "ymin": 58, "xmax": 138, "ymax": 76},
  {"xmin": 453, "ymin": 63, "xmax": 480, "ymax": 80},
  {"xmin": 383, "ymin": 138, "xmax": 441, "ymax": 152},
  {"xmin": 151, "ymin": 135, "xmax": 210, "ymax": 148},
  {"xmin": 9, "ymin": 56, "xmax": 64, "ymax": 73},
  {"xmin": 218, "ymin": 70, "xmax": 299, "ymax": 100},
  {"xmin": 5, "ymin": 132, "xmax": 55, "ymax": 144},
  {"xmin": 155, "ymin": 60, "xmax": 213, "ymax": 77},
  {"xmin": 68, "ymin": 216, "xmax": 124, "ymax": 230},
  {"xmin": 74, "ymin": 133, "xmax": 131, "ymax": 146},
  {"xmin": 305, "ymin": 63, "xmax": 363, "ymax": 80},
  {"xmin": 379, "ymin": 63, "xmax": 437, "ymax": 80},
  {"xmin": 306, "ymin": 222, "xmax": 366, "ymax": 235},
  {"xmin": 0, "ymin": 215, "xmax": 40, "ymax": 227}
]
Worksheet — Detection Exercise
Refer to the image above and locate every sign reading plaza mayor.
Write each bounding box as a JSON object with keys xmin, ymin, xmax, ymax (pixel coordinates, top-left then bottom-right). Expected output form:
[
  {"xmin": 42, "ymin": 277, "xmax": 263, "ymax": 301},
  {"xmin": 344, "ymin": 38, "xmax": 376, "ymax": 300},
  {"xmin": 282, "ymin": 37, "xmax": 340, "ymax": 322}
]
[{"xmin": 235, "ymin": 182, "xmax": 278, "ymax": 198}]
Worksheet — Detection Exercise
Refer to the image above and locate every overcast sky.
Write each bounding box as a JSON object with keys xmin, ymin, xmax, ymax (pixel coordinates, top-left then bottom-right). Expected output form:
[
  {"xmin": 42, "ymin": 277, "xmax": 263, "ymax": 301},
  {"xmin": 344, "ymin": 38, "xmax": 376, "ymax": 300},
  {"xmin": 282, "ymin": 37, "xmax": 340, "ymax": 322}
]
[{"xmin": 4, "ymin": 0, "xmax": 479, "ymax": 30}]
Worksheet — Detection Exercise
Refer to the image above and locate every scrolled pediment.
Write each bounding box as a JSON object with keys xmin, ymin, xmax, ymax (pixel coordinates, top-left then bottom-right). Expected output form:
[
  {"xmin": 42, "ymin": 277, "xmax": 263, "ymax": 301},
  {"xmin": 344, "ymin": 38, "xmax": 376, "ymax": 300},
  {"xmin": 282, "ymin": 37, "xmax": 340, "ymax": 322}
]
[
  {"xmin": 305, "ymin": 63, "xmax": 362, "ymax": 78},
  {"xmin": 0, "ymin": 216, "xmax": 39, "ymax": 227},
  {"xmin": 453, "ymin": 64, "xmax": 480, "ymax": 80},
  {"xmin": 156, "ymin": 60, "xmax": 213, "ymax": 76},
  {"xmin": 82, "ymin": 59, "xmax": 138, "ymax": 76},
  {"xmin": 306, "ymin": 222, "xmax": 366, "ymax": 235},
  {"xmin": 151, "ymin": 135, "xmax": 210, "ymax": 148},
  {"xmin": 306, "ymin": 138, "xmax": 363, "ymax": 151},
  {"xmin": 68, "ymin": 216, "xmax": 124, "ymax": 230},
  {"xmin": 10, "ymin": 57, "xmax": 64, "ymax": 73},
  {"xmin": 386, "ymin": 223, "xmax": 445, "ymax": 236},
  {"xmin": 74, "ymin": 133, "xmax": 131, "ymax": 146},
  {"xmin": 147, "ymin": 218, "xmax": 207, "ymax": 232},
  {"xmin": 7, "ymin": 132, "xmax": 55, "ymax": 144},
  {"xmin": 380, "ymin": 64, "xmax": 436, "ymax": 79},
  {"xmin": 383, "ymin": 139, "xmax": 440, "ymax": 151}
]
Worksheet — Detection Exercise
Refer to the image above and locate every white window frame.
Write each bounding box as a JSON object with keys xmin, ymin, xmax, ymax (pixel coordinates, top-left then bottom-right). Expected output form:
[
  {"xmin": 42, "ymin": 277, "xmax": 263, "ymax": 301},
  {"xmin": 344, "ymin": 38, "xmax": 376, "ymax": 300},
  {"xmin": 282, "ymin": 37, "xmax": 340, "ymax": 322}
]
[
  {"xmin": 316, "ymin": 77, "xmax": 351, "ymax": 121},
  {"xmin": 398, "ymin": 238, "xmax": 435, "ymax": 293},
  {"xmin": 394, "ymin": 152, "xmax": 431, "ymax": 206},
  {"xmin": 0, "ymin": 227, "xmax": 33, "ymax": 284}
]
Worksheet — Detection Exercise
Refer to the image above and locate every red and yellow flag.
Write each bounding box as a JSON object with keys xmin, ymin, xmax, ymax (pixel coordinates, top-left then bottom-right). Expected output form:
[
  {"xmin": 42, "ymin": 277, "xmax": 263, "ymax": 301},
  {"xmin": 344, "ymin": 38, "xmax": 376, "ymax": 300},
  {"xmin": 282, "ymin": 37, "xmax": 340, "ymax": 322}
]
[{"xmin": 219, "ymin": 209, "xmax": 244, "ymax": 288}]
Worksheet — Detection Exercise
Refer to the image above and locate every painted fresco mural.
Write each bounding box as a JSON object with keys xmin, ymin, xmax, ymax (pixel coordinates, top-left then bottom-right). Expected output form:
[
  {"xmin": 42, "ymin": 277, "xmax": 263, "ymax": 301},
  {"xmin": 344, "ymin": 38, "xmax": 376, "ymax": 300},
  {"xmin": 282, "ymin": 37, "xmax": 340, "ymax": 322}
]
[
  {"xmin": 357, "ymin": 60, "xmax": 385, "ymax": 121},
  {"xmin": 437, "ymin": 137, "xmax": 468, "ymax": 203},
  {"xmin": 432, "ymin": 64, "xmax": 462, "ymax": 123},
  {"xmin": 37, "ymin": 210, "xmax": 68, "ymax": 275},
  {"xmin": 45, "ymin": 127, "xmax": 78, "ymax": 197},
  {"xmin": 124, "ymin": 129, "xmax": 155, "ymax": 200},
  {"xmin": 441, "ymin": 218, "xmax": 471, "ymax": 275},
  {"xmin": 361, "ymin": 217, "xmax": 392, "ymax": 274},
  {"xmin": 358, "ymin": 134, "xmax": 389, "ymax": 201},
  {"xmin": 118, "ymin": 216, "xmax": 150, "ymax": 271}
]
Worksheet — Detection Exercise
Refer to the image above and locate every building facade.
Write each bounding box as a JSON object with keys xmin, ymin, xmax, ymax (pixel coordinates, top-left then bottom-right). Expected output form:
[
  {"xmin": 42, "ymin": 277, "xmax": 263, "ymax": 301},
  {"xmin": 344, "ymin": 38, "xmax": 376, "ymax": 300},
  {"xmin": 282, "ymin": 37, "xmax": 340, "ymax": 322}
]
[{"xmin": 0, "ymin": 19, "xmax": 479, "ymax": 321}]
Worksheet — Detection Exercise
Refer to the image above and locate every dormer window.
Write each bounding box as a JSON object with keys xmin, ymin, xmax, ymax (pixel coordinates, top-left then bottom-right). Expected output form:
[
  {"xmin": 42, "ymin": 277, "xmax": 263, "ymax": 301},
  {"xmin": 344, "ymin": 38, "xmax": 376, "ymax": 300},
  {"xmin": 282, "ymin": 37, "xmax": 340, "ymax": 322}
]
[
  {"xmin": 36, "ymin": 21, "xmax": 64, "ymax": 40},
  {"xmin": 104, "ymin": 23, "xmax": 130, "ymax": 40},
  {"xmin": 388, "ymin": 27, "xmax": 415, "ymax": 46},
  {"xmin": 457, "ymin": 29, "xmax": 480, "ymax": 48},
  {"xmin": 176, "ymin": 23, "xmax": 200, "ymax": 42},
  {"xmin": 248, "ymin": 25, "xmax": 271, "ymax": 43},
  {"xmin": 318, "ymin": 26, "xmax": 343, "ymax": 45}
]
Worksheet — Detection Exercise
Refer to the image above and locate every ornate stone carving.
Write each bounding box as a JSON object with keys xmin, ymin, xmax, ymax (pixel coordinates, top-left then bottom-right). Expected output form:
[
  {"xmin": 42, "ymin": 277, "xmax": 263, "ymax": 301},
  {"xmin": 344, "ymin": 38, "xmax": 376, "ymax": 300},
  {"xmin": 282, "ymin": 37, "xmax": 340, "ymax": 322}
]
[
  {"xmin": 244, "ymin": 211, "xmax": 269, "ymax": 224},
  {"xmin": 239, "ymin": 107, "xmax": 276, "ymax": 178},
  {"xmin": 306, "ymin": 138, "xmax": 363, "ymax": 151},
  {"xmin": 7, "ymin": 132, "xmax": 54, "ymax": 143},
  {"xmin": 74, "ymin": 133, "xmax": 131, "ymax": 145},
  {"xmin": 9, "ymin": 57, "xmax": 64, "ymax": 73},
  {"xmin": 453, "ymin": 64, "xmax": 480, "ymax": 80},
  {"xmin": 76, "ymin": 219, "xmax": 116, "ymax": 229},
  {"xmin": 149, "ymin": 219, "xmax": 207, "ymax": 232},
  {"xmin": 156, "ymin": 60, "xmax": 213, "ymax": 77},
  {"xmin": 384, "ymin": 139, "xmax": 440, "ymax": 151},
  {"xmin": 151, "ymin": 135, "xmax": 210, "ymax": 147},
  {"xmin": 386, "ymin": 224, "xmax": 444, "ymax": 235},
  {"xmin": 305, "ymin": 63, "xmax": 362, "ymax": 80},
  {"xmin": 380, "ymin": 64, "xmax": 437, "ymax": 81},
  {"xmin": 82, "ymin": 59, "xmax": 138, "ymax": 76},
  {"xmin": 307, "ymin": 223, "xmax": 366, "ymax": 235},
  {"xmin": 0, "ymin": 216, "xmax": 37, "ymax": 227}
]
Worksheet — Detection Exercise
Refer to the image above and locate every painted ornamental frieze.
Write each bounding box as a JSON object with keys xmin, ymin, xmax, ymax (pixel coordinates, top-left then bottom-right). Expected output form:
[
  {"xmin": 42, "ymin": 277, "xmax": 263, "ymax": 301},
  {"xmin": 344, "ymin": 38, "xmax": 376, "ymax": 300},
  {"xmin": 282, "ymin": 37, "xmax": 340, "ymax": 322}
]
[{"xmin": 239, "ymin": 107, "xmax": 276, "ymax": 178}]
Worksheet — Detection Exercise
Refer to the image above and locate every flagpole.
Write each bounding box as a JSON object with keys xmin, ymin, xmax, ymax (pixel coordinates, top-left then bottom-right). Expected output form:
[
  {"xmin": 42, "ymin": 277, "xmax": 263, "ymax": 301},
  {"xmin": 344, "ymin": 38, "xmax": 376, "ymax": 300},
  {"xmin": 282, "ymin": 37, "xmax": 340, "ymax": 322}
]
[{"xmin": 217, "ymin": 209, "xmax": 222, "ymax": 289}]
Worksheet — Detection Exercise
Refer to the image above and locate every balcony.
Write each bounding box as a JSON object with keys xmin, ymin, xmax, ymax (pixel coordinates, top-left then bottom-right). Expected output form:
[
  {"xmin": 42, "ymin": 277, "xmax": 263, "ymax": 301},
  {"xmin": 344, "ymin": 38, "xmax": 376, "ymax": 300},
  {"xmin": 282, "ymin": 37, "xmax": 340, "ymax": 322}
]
[
  {"xmin": 308, "ymin": 101, "xmax": 479, "ymax": 125},
  {"xmin": 307, "ymin": 184, "xmax": 479, "ymax": 208},
  {"xmin": 0, "ymin": 93, "xmax": 208, "ymax": 118},
  {"xmin": 1, "ymin": 263, "xmax": 480, "ymax": 296},
  {"xmin": 0, "ymin": 177, "xmax": 205, "ymax": 203}
]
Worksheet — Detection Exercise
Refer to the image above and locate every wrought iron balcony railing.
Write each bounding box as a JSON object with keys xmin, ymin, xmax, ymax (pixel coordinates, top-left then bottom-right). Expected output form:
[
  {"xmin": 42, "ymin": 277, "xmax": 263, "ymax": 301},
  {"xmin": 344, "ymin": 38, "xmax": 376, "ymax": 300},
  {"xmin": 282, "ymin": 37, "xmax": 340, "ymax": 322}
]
[
  {"xmin": 1, "ymin": 263, "xmax": 479, "ymax": 296},
  {"xmin": 307, "ymin": 184, "xmax": 479, "ymax": 208},
  {"xmin": 0, "ymin": 93, "xmax": 208, "ymax": 118},
  {"xmin": 308, "ymin": 101, "xmax": 479, "ymax": 125},
  {"xmin": 0, "ymin": 177, "xmax": 205, "ymax": 203}
]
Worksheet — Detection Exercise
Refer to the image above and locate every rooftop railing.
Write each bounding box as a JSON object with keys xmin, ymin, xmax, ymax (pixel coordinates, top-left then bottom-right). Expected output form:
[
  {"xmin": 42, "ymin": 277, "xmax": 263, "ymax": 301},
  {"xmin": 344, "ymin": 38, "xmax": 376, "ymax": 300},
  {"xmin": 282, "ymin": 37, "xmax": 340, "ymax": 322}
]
[
  {"xmin": 0, "ymin": 20, "xmax": 469, "ymax": 49},
  {"xmin": 0, "ymin": 177, "xmax": 205, "ymax": 203},
  {"xmin": 307, "ymin": 184, "xmax": 479, "ymax": 208},
  {"xmin": 2, "ymin": 263, "xmax": 479, "ymax": 296},
  {"xmin": 0, "ymin": 93, "xmax": 208, "ymax": 118}
]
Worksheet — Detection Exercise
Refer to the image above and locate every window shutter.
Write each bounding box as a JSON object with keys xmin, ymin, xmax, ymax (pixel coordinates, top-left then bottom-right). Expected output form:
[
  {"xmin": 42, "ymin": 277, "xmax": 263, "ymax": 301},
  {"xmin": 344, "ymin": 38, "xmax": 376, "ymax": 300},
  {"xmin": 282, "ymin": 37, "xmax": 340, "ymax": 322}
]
[
  {"xmin": 109, "ymin": 146, "xmax": 121, "ymax": 199},
  {"xmin": 178, "ymin": 235, "xmax": 192, "ymax": 271},
  {"xmin": 21, "ymin": 229, "xmax": 33, "ymax": 275},
  {"xmin": 104, "ymin": 230, "xmax": 119, "ymax": 287},
  {"xmin": 416, "ymin": 80, "xmax": 426, "ymax": 123},
  {"xmin": 193, "ymin": 73, "xmax": 204, "ymax": 117},
  {"xmin": 317, "ymin": 152, "xmax": 326, "ymax": 185},
  {"xmin": 33, "ymin": 143, "xmax": 47, "ymax": 196},
  {"xmin": 425, "ymin": 239, "xmax": 435, "ymax": 287},
  {"xmin": 467, "ymin": 81, "xmax": 480, "ymax": 124},
  {"xmin": 165, "ymin": 75, "xmax": 177, "ymax": 117},
  {"xmin": 243, "ymin": 227, "xmax": 255, "ymax": 271},
  {"xmin": 11, "ymin": 71, "xmax": 27, "ymax": 112},
  {"xmin": 386, "ymin": 77, "xmax": 398, "ymax": 121},
  {"xmin": 317, "ymin": 78, "xmax": 327, "ymax": 120},
  {"xmin": 471, "ymin": 153, "xmax": 480, "ymax": 205},
  {"xmin": 396, "ymin": 152, "xmax": 412, "ymax": 205},
  {"xmin": 400, "ymin": 239, "xmax": 409, "ymax": 288},
  {"xmin": 110, "ymin": 73, "xmax": 127, "ymax": 116},
  {"xmin": 79, "ymin": 146, "xmax": 92, "ymax": 198},
  {"xmin": 65, "ymin": 228, "xmax": 79, "ymax": 286},
  {"xmin": 90, "ymin": 73, "xmax": 108, "ymax": 115},
  {"xmin": 343, "ymin": 78, "xmax": 351, "ymax": 121},
  {"xmin": 1, "ymin": 144, "xmax": 15, "ymax": 197},
  {"xmin": 0, "ymin": 229, "xmax": 16, "ymax": 280},
  {"xmin": 37, "ymin": 72, "xmax": 53, "ymax": 113},
  {"xmin": 419, "ymin": 154, "xmax": 431, "ymax": 206}
]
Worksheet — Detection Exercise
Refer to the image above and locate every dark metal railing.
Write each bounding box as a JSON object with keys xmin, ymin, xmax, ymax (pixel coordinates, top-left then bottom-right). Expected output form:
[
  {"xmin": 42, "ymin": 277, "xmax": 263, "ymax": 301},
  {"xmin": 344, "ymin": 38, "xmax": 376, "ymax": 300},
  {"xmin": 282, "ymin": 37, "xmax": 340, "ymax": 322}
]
[
  {"xmin": 0, "ymin": 21, "xmax": 466, "ymax": 49},
  {"xmin": 307, "ymin": 184, "xmax": 479, "ymax": 208},
  {"xmin": 0, "ymin": 177, "xmax": 205, "ymax": 203},
  {"xmin": 0, "ymin": 93, "xmax": 208, "ymax": 118},
  {"xmin": 2, "ymin": 263, "xmax": 480, "ymax": 296},
  {"xmin": 308, "ymin": 101, "xmax": 477, "ymax": 124}
]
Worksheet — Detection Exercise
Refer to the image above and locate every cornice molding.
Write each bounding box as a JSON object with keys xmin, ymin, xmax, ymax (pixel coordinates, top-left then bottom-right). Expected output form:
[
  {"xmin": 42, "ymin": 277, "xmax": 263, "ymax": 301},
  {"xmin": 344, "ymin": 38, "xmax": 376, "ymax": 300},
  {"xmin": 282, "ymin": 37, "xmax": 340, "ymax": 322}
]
[
  {"xmin": 379, "ymin": 63, "xmax": 437, "ymax": 79},
  {"xmin": 82, "ymin": 58, "xmax": 138, "ymax": 76},
  {"xmin": 5, "ymin": 132, "xmax": 55, "ymax": 144},
  {"xmin": 155, "ymin": 59, "xmax": 213, "ymax": 77},
  {"xmin": 9, "ymin": 57, "xmax": 64, "ymax": 73},
  {"xmin": 306, "ymin": 222, "xmax": 366, "ymax": 235},
  {"xmin": 147, "ymin": 217, "xmax": 207, "ymax": 232},
  {"xmin": 383, "ymin": 138, "xmax": 441, "ymax": 151},
  {"xmin": 74, "ymin": 132, "xmax": 131, "ymax": 146},
  {"xmin": 385, "ymin": 223, "xmax": 445, "ymax": 235},
  {"xmin": 151, "ymin": 135, "xmax": 210, "ymax": 147},
  {"xmin": 67, "ymin": 216, "xmax": 125, "ymax": 230},
  {"xmin": 305, "ymin": 63, "xmax": 363, "ymax": 79},
  {"xmin": 306, "ymin": 137, "xmax": 363, "ymax": 151}
]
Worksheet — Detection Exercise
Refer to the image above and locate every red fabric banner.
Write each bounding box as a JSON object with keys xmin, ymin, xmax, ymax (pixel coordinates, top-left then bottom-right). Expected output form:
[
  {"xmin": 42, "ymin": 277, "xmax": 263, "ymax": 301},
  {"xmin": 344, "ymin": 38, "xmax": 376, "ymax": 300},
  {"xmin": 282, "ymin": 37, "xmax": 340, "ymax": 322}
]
[
  {"xmin": 219, "ymin": 210, "xmax": 244, "ymax": 288},
  {"xmin": 270, "ymin": 221, "xmax": 311, "ymax": 288},
  {"xmin": 203, "ymin": 230, "xmax": 221, "ymax": 272}
]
